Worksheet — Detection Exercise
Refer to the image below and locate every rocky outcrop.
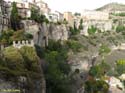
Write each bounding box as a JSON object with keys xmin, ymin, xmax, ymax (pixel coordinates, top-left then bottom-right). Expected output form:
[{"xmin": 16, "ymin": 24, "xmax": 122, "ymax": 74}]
[{"xmin": 22, "ymin": 20, "xmax": 69, "ymax": 47}]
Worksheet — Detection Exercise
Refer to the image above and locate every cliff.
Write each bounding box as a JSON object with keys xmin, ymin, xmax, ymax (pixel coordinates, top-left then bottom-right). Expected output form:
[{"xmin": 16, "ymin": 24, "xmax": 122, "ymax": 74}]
[{"xmin": 22, "ymin": 20, "xmax": 69, "ymax": 47}]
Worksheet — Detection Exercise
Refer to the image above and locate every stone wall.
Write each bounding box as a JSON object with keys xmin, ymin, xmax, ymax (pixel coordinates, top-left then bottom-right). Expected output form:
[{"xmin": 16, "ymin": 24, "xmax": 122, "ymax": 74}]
[{"xmin": 13, "ymin": 40, "xmax": 34, "ymax": 49}]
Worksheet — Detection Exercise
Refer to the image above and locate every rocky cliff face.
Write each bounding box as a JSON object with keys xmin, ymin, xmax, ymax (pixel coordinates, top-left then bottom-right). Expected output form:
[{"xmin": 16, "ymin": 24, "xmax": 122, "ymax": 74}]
[
  {"xmin": 34, "ymin": 23, "xmax": 69, "ymax": 47},
  {"xmin": 22, "ymin": 20, "xmax": 69, "ymax": 47}
]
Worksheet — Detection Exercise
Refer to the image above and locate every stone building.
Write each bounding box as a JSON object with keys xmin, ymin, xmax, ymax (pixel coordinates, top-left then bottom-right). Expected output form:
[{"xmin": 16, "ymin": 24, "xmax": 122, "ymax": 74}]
[
  {"xmin": 0, "ymin": 0, "xmax": 10, "ymax": 35},
  {"xmin": 35, "ymin": 0, "xmax": 51, "ymax": 15},
  {"xmin": 63, "ymin": 12, "xmax": 74, "ymax": 27},
  {"xmin": 80, "ymin": 20, "xmax": 113, "ymax": 36},
  {"xmin": 82, "ymin": 10, "xmax": 109, "ymax": 21},
  {"xmin": 54, "ymin": 11, "xmax": 64, "ymax": 22},
  {"xmin": 8, "ymin": 0, "xmax": 40, "ymax": 18}
]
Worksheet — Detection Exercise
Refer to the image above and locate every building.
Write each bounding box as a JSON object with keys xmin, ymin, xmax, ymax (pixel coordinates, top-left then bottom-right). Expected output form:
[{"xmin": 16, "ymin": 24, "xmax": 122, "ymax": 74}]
[
  {"xmin": 0, "ymin": 0, "xmax": 10, "ymax": 35},
  {"xmin": 35, "ymin": 0, "xmax": 51, "ymax": 15},
  {"xmin": 48, "ymin": 13, "xmax": 58, "ymax": 22},
  {"xmin": 8, "ymin": 0, "xmax": 40, "ymax": 18},
  {"xmin": 48, "ymin": 11, "xmax": 63, "ymax": 22},
  {"xmin": 74, "ymin": 14, "xmax": 82, "ymax": 28},
  {"xmin": 55, "ymin": 11, "xmax": 64, "ymax": 22},
  {"xmin": 63, "ymin": 12, "xmax": 74, "ymax": 27},
  {"xmin": 82, "ymin": 10, "xmax": 109, "ymax": 21}
]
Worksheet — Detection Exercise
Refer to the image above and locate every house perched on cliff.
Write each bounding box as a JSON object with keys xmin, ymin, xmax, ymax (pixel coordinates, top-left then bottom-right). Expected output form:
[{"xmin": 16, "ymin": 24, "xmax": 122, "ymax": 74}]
[{"xmin": 0, "ymin": 0, "xmax": 10, "ymax": 35}]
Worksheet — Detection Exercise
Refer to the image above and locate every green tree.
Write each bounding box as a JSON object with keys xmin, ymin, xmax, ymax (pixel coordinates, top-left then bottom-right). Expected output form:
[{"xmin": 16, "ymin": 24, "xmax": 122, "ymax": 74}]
[
  {"xmin": 99, "ymin": 44, "xmax": 111, "ymax": 56},
  {"xmin": 84, "ymin": 79, "xmax": 109, "ymax": 93},
  {"xmin": 88, "ymin": 25, "xmax": 97, "ymax": 35},
  {"xmin": 116, "ymin": 59, "xmax": 125, "ymax": 75},
  {"xmin": 79, "ymin": 19, "xmax": 83, "ymax": 30},
  {"xmin": 116, "ymin": 25, "xmax": 125, "ymax": 33},
  {"xmin": 0, "ymin": 29, "xmax": 14, "ymax": 45},
  {"xmin": 10, "ymin": 2, "xmax": 21, "ymax": 31}
]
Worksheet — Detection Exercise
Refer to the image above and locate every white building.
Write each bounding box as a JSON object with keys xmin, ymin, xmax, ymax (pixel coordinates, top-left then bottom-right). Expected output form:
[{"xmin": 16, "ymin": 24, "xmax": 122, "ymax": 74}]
[{"xmin": 82, "ymin": 10, "xmax": 109, "ymax": 21}]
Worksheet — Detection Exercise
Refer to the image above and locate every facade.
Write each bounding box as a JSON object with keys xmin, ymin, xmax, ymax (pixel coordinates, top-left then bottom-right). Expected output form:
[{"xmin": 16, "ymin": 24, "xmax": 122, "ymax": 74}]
[
  {"xmin": 35, "ymin": 0, "xmax": 51, "ymax": 15},
  {"xmin": 55, "ymin": 11, "xmax": 64, "ymax": 22},
  {"xmin": 0, "ymin": 0, "xmax": 10, "ymax": 35},
  {"xmin": 80, "ymin": 20, "xmax": 113, "ymax": 36},
  {"xmin": 63, "ymin": 12, "xmax": 74, "ymax": 27},
  {"xmin": 8, "ymin": 0, "xmax": 40, "ymax": 18},
  {"xmin": 48, "ymin": 11, "xmax": 63, "ymax": 22},
  {"xmin": 48, "ymin": 13, "xmax": 58, "ymax": 22},
  {"xmin": 82, "ymin": 10, "xmax": 109, "ymax": 21}
]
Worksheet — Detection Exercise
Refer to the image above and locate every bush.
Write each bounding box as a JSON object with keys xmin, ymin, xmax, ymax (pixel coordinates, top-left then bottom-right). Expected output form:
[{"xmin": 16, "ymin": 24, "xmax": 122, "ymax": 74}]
[
  {"xmin": 88, "ymin": 25, "xmax": 97, "ymax": 35},
  {"xmin": 99, "ymin": 44, "xmax": 111, "ymax": 55},
  {"xmin": 66, "ymin": 40, "xmax": 82, "ymax": 52},
  {"xmin": 3, "ymin": 47, "xmax": 24, "ymax": 71},
  {"xmin": 84, "ymin": 79, "xmax": 109, "ymax": 93},
  {"xmin": 116, "ymin": 25, "xmax": 125, "ymax": 33}
]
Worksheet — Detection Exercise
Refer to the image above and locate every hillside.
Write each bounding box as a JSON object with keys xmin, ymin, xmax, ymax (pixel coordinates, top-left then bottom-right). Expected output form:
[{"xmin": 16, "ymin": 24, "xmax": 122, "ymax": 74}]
[{"xmin": 96, "ymin": 2, "xmax": 125, "ymax": 12}]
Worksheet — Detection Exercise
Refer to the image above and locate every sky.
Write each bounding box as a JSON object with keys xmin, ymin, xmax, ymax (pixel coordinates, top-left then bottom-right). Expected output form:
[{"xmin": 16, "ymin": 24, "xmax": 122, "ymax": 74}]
[
  {"xmin": 5, "ymin": 0, "xmax": 125, "ymax": 13},
  {"xmin": 43, "ymin": 0, "xmax": 125, "ymax": 13}
]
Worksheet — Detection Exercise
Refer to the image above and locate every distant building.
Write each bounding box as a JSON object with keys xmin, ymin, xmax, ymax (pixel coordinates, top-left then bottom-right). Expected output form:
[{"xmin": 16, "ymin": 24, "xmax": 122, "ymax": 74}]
[
  {"xmin": 63, "ymin": 12, "xmax": 74, "ymax": 27},
  {"xmin": 0, "ymin": 0, "xmax": 10, "ymax": 35},
  {"xmin": 82, "ymin": 10, "xmax": 109, "ymax": 21}
]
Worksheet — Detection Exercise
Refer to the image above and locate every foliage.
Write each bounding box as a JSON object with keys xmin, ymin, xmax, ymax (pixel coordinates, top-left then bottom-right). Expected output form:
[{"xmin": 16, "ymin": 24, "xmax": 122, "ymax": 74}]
[
  {"xmin": 63, "ymin": 19, "xmax": 68, "ymax": 24},
  {"xmin": 112, "ymin": 13, "xmax": 125, "ymax": 16},
  {"xmin": 1, "ymin": 46, "xmax": 40, "ymax": 78},
  {"xmin": 35, "ymin": 40, "xmax": 71, "ymax": 93},
  {"xmin": 31, "ymin": 7, "xmax": 48, "ymax": 24},
  {"xmin": 79, "ymin": 19, "xmax": 83, "ymax": 30},
  {"xmin": 74, "ymin": 12, "xmax": 81, "ymax": 16},
  {"xmin": 116, "ymin": 25, "xmax": 125, "ymax": 33},
  {"xmin": 69, "ymin": 22, "xmax": 80, "ymax": 35},
  {"xmin": 0, "ymin": 29, "xmax": 33, "ymax": 45},
  {"xmin": 66, "ymin": 40, "xmax": 82, "ymax": 52},
  {"xmin": 10, "ymin": 2, "xmax": 21, "ymax": 31},
  {"xmin": 88, "ymin": 25, "xmax": 97, "ymax": 35},
  {"xmin": 84, "ymin": 79, "xmax": 109, "ymax": 93},
  {"xmin": 0, "ymin": 29, "xmax": 14, "ymax": 44},
  {"xmin": 10, "ymin": 30, "xmax": 32, "ymax": 41},
  {"xmin": 3, "ymin": 47, "xmax": 24, "ymax": 71},
  {"xmin": 20, "ymin": 46, "xmax": 39, "ymax": 72},
  {"xmin": 89, "ymin": 61, "xmax": 111, "ymax": 78},
  {"xmin": 116, "ymin": 59, "xmax": 125, "ymax": 75},
  {"xmin": 99, "ymin": 44, "xmax": 111, "ymax": 55}
]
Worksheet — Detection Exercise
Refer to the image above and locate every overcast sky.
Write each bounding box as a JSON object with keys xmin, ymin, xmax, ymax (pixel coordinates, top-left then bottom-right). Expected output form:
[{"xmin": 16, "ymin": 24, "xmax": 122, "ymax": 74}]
[
  {"xmin": 5, "ymin": 0, "xmax": 125, "ymax": 13},
  {"xmin": 43, "ymin": 0, "xmax": 125, "ymax": 13}
]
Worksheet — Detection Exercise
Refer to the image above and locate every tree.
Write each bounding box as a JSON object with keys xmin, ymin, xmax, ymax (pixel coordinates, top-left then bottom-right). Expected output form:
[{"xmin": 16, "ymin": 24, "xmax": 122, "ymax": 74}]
[
  {"xmin": 99, "ymin": 44, "xmax": 111, "ymax": 56},
  {"xmin": 10, "ymin": 2, "xmax": 21, "ymax": 31},
  {"xmin": 88, "ymin": 25, "xmax": 97, "ymax": 35},
  {"xmin": 116, "ymin": 59, "xmax": 125, "ymax": 75},
  {"xmin": 79, "ymin": 19, "xmax": 83, "ymax": 30},
  {"xmin": 63, "ymin": 18, "xmax": 68, "ymax": 24},
  {"xmin": 89, "ymin": 61, "xmax": 111, "ymax": 78},
  {"xmin": 0, "ymin": 29, "xmax": 14, "ymax": 45},
  {"xmin": 116, "ymin": 25, "xmax": 125, "ymax": 33},
  {"xmin": 84, "ymin": 79, "xmax": 109, "ymax": 93}
]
